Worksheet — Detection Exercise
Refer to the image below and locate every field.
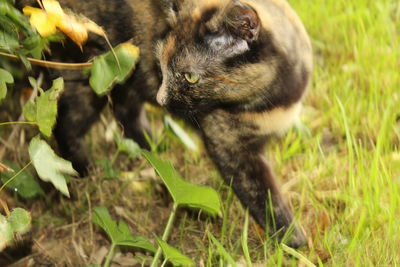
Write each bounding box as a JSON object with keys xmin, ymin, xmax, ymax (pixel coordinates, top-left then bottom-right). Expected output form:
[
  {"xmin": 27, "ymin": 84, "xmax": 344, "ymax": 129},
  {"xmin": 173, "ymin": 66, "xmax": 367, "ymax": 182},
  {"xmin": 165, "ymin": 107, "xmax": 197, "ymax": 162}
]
[{"xmin": 1, "ymin": 0, "xmax": 399, "ymax": 266}]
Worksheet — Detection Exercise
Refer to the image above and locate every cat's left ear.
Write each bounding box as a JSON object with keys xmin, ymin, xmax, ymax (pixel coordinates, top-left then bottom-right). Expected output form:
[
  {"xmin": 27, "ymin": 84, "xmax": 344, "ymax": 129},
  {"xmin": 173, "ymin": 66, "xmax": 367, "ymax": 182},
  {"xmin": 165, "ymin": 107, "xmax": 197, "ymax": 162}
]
[{"xmin": 224, "ymin": 2, "xmax": 260, "ymax": 42}]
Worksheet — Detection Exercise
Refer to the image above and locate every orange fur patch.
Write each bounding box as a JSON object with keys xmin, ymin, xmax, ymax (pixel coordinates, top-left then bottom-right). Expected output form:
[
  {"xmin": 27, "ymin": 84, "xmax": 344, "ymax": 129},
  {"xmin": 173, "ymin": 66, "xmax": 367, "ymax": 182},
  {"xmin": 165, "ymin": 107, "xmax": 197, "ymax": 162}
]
[{"xmin": 209, "ymin": 75, "xmax": 246, "ymax": 85}]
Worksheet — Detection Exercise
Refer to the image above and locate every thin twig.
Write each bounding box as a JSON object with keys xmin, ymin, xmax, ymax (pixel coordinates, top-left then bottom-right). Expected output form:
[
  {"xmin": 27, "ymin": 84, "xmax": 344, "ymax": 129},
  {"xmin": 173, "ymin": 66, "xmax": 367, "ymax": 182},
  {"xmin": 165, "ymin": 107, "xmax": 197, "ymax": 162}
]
[
  {"xmin": 0, "ymin": 161, "xmax": 32, "ymax": 193},
  {"xmin": 0, "ymin": 121, "xmax": 37, "ymax": 127},
  {"xmin": 0, "ymin": 51, "xmax": 92, "ymax": 70},
  {"xmin": 0, "ymin": 161, "xmax": 14, "ymax": 173},
  {"xmin": 0, "ymin": 198, "xmax": 10, "ymax": 216}
]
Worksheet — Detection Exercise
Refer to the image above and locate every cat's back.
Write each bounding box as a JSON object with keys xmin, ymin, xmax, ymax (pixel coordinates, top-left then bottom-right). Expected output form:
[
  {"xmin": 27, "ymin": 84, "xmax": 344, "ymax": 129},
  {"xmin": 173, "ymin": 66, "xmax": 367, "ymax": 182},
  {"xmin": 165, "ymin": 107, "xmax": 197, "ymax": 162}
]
[{"xmin": 244, "ymin": 0, "xmax": 312, "ymax": 69}]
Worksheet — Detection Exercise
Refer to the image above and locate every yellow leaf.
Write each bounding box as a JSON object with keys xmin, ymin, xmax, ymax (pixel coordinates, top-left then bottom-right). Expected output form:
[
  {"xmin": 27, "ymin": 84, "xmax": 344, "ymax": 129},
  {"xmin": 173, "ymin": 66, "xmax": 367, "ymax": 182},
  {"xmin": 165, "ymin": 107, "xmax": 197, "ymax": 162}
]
[
  {"xmin": 23, "ymin": 0, "xmax": 109, "ymax": 48},
  {"xmin": 23, "ymin": 6, "xmax": 57, "ymax": 37},
  {"xmin": 83, "ymin": 20, "xmax": 106, "ymax": 37},
  {"xmin": 42, "ymin": 0, "xmax": 64, "ymax": 18},
  {"xmin": 120, "ymin": 43, "xmax": 140, "ymax": 56},
  {"xmin": 57, "ymin": 15, "xmax": 88, "ymax": 48}
]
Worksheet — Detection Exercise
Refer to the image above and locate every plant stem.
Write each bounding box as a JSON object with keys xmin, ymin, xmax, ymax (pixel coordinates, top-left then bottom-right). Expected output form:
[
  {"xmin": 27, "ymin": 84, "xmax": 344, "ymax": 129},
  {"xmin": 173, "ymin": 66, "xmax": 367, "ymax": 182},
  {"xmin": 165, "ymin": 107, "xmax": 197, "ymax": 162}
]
[
  {"xmin": 150, "ymin": 203, "xmax": 179, "ymax": 267},
  {"xmin": 0, "ymin": 161, "xmax": 32, "ymax": 193},
  {"xmin": 103, "ymin": 243, "xmax": 116, "ymax": 267},
  {"xmin": 160, "ymin": 258, "xmax": 168, "ymax": 267},
  {"xmin": 0, "ymin": 121, "xmax": 37, "ymax": 127},
  {"xmin": 0, "ymin": 51, "xmax": 93, "ymax": 70}
]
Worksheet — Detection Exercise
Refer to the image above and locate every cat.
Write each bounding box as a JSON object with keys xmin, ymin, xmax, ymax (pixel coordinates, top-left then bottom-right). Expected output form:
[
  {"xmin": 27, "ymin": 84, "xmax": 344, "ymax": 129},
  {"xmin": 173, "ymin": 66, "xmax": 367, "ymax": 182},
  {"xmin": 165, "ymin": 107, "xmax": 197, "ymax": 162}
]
[{"xmin": 16, "ymin": 0, "xmax": 312, "ymax": 248}]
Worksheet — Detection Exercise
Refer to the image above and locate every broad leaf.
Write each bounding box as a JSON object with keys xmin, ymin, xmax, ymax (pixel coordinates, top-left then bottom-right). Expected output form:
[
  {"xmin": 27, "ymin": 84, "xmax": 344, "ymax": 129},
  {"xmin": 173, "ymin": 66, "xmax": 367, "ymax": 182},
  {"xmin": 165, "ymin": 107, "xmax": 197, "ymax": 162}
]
[
  {"xmin": 164, "ymin": 116, "xmax": 198, "ymax": 152},
  {"xmin": 92, "ymin": 206, "xmax": 156, "ymax": 252},
  {"xmin": 1, "ymin": 161, "xmax": 44, "ymax": 199},
  {"xmin": 0, "ymin": 68, "xmax": 14, "ymax": 101},
  {"xmin": 142, "ymin": 151, "xmax": 221, "ymax": 216},
  {"xmin": 0, "ymin": 208, "xmax": 32, "ymax": 252},
  {"xmin": 36, "ymin": 77, "xmax": 63, "ymax": 137},
  {"xmin": 156, "ymin": 237, "xmax": 194, "ymax": 266},
  {"xmin": 22, "ymin": 77, "xmax": 64, "ymax": 137},
  {"xmin": 0, "ymin": 214, "xmax": 13, "ymax": 251},
  {"xmin": 0, "ymin": 31, "xmax": 19, "ymax": 51},
  {"xmin": 8, "ymin": 208, "xmax": 31, "ymax": 234},
  {"xmin": 28, "ymin": 136, "xmax": 77, "ymax": 197},
  {"xmin": 115, "ymin": 134, "xmax": 141, "ymax": 159},
  {"xmin": 90, "ymin": 43, "xmax": 140, "ymax": 95},
  {"xmin": 23, "ymin": 101, "xmax": 36, "ymax": 122}
]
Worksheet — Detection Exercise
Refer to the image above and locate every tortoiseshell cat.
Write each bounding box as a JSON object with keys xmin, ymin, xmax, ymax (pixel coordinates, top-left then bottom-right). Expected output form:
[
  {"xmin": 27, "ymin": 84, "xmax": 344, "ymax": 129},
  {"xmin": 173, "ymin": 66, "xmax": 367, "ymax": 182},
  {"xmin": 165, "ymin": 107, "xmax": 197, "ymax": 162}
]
[{"xmin": 17, "ymin": 0, "xmax": 312, "ymax": 247}]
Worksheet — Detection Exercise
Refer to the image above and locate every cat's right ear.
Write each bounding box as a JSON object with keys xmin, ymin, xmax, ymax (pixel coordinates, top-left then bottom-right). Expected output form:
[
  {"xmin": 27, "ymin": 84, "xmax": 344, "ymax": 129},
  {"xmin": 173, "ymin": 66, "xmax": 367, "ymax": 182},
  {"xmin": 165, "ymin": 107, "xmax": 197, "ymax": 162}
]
[
  {"xmin": 203, "ymin": 2, "xmax": 261, "ymax": 57},
  {"xmin": 224, "ymin": 2, "xmax": 261, "ymax": 42}
]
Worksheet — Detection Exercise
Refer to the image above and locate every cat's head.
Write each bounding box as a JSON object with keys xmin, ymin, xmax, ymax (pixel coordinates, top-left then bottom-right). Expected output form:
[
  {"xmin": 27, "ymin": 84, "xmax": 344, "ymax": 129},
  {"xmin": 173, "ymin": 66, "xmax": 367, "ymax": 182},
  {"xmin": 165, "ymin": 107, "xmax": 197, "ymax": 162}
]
[{"xmin": 155, "ymin": 0, "xmax": 266, "ymax": 116}]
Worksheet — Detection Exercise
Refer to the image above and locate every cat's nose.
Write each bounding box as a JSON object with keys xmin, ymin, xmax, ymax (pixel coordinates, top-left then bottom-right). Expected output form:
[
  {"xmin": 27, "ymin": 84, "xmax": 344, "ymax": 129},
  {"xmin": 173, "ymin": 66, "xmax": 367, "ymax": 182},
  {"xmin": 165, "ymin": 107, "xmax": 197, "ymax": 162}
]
[{"xmin": 156, "ymin": 83, "xmax": 168, "ymax": 106}]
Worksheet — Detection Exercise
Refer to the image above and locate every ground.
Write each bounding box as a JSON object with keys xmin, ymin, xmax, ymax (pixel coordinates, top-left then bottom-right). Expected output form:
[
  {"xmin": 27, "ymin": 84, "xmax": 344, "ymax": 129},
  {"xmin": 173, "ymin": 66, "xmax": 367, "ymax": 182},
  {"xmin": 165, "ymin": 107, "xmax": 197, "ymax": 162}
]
[{"xmin": 0, "ymin": 0, "xmax": 399, "ymax": 266}]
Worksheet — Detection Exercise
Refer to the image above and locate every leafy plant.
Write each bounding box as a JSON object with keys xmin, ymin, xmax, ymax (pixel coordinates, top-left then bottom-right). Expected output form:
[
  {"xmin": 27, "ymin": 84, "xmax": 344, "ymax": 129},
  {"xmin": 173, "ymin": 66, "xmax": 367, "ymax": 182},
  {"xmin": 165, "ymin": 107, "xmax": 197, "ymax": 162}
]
[
  {"xmin": 28, "ymin": 136, "xmax": 77, "ymax": 197},
  {"xmin": 0, "ymin": 1, "xmax": 142, "ymax": 254},
  {"xmin": 0, "ymin": 161, "xmax": 44, "ymax": 199},
  {"xmin": 92, "ymin": 206, "xmax": 156, "ymax": 267},
  {"xmin": 155, "ymin": 237, "xmax": 194, "ymax": 267},
  {"xmin": 142, "ymin": 151, "xmax": 221, "ymax": 267},
  {"xmin": 23, "ymin": 77, "xmax": 64, "ymax": 137},
  {"xmin": 115, "ymin": 133, "xmax": 141, "ymax": 160},
  {"xmin": 0, "ymin": 208, "xmax": 31, "ymax": 251},
  {"xmin": 90, "ymin": 43, "xmax": 140, "ymax": 95},
  {"xmin": 142, "ymin": 151, "xmax": 220, "ymax": 216},
  {"xmin": 0, "ymin": 68, "xmax": 13, "ymax": 100}
]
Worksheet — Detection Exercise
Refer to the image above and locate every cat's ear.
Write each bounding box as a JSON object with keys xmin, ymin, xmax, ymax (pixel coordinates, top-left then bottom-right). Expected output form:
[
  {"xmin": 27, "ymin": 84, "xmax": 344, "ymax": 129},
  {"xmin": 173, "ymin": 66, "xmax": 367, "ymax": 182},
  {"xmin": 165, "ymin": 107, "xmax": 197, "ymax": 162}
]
[
  {"xmin": 203, "ymin": 2, "xmax": 260, "ymax": 56},
  {"xmin": 224, "ymin": 3, "xmax": 260, "ymax": 42}
]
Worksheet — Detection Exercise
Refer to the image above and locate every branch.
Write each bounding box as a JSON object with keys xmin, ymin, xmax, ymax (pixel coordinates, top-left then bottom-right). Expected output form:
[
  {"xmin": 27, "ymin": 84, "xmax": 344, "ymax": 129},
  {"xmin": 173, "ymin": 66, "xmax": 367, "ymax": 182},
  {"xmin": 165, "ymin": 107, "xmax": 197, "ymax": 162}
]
[{"xmin": 0, "ymin": 51, "xmax": 92, "ymax": 70}]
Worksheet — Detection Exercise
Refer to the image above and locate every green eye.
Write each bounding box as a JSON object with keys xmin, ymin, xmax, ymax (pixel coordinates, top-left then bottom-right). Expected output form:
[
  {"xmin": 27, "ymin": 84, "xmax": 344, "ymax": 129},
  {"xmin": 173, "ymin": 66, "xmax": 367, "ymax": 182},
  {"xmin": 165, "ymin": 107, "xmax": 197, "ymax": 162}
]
[{"xmin": 184, "ymin": 73, "xmax": 200, "ymax": 84}]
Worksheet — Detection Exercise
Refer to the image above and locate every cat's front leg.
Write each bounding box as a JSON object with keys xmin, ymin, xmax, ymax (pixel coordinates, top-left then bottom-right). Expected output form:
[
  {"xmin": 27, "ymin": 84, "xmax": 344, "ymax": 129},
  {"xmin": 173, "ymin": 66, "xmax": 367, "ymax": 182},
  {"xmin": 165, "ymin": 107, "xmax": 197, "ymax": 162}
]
[{"xmin": 199, "ymin": 110, "xmax": 307, "ymax": 248}]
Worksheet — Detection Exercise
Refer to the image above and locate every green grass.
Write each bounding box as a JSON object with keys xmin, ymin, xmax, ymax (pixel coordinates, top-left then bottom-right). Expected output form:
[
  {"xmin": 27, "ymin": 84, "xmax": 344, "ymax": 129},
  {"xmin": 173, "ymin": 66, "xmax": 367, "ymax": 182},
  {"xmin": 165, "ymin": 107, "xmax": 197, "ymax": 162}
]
[
  {"xmin": 179, "ymin": 0, "xmax": 398, "ymax": 265},
  {"xmin": 264, "ymin": 0, "xmax": 400, "ymax": 265}
]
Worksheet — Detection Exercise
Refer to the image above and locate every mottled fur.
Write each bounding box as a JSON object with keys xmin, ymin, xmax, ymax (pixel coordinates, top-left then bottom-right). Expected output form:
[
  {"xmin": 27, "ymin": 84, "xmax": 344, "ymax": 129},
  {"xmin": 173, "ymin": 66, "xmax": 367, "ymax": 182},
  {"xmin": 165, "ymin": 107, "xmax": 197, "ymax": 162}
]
[{"xmin": 17, "ymin": 0, "xmax": 312, "ymax": 247}]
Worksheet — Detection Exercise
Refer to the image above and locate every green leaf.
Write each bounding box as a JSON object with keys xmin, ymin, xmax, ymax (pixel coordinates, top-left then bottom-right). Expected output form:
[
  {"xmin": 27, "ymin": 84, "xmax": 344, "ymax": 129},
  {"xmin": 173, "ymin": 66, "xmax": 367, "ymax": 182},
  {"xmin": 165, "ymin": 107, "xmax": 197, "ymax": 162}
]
[
  {"xmin": 23, "ymin": 101, "xmax": 36, "ymax": 122},
  {"xmin": 92, "ymin": 206, "xmax": 156, "ymax": 252},
  {"xmin": 0, "ymin": 30, "xmax": 19, "ymax": 51},
  {"xmin": 0, "ymin": 68, "xmax": 14, "ymax": 101},
  {"xmin": 0, "ymin": 1, "xmax": 36, "ymax": 35},
  {"xmin": 28, "ymin": 136, "xmax": 77, "ymax": 197},
  {"xmin": 0, "ymin": 161, "xmax": 44, "ymax": 199},
  {"xmin": 207, "ymin": 232, "xmax": 237, "ymax": 266},
  {"xmin": 36, "ymin": 77, "xmax": 64, "ymax": 137},
  {"xmin": 22, "ymin": 77, "xmax": 64, "ymax": 136},
  {"xmin": 115, "ymin": 134, "xmax": 141, "ymax": 159},
  {"xmin": 156, "ymin": 237, "xmax": 194, "ymax": 266},
  {"xmin": 90, "ymin": 43, "xmax": 140, "ymax": 95},
  {"xmin": 164, "ymin": 116, "xmax": 198, "ymax": 152},
  {"xmin": 8, "ymin": 208, "xmax": 31, "ymax": 235},
  {"xmin": 0, "ymin": 214, "xmax": 13, "ymax": 251},
  {"xmin": 142, "ymin": 151, "xmax": 221, "ymax": 216}
]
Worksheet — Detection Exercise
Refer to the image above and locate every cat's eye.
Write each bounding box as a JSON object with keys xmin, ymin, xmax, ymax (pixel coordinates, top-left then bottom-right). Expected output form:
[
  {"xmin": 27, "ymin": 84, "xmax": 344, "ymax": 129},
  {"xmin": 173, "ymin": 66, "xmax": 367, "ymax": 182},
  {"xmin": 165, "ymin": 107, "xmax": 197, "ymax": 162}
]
[{"xmin": 184, "ymin": 73, "xmax": 200, "ymax": 84}]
